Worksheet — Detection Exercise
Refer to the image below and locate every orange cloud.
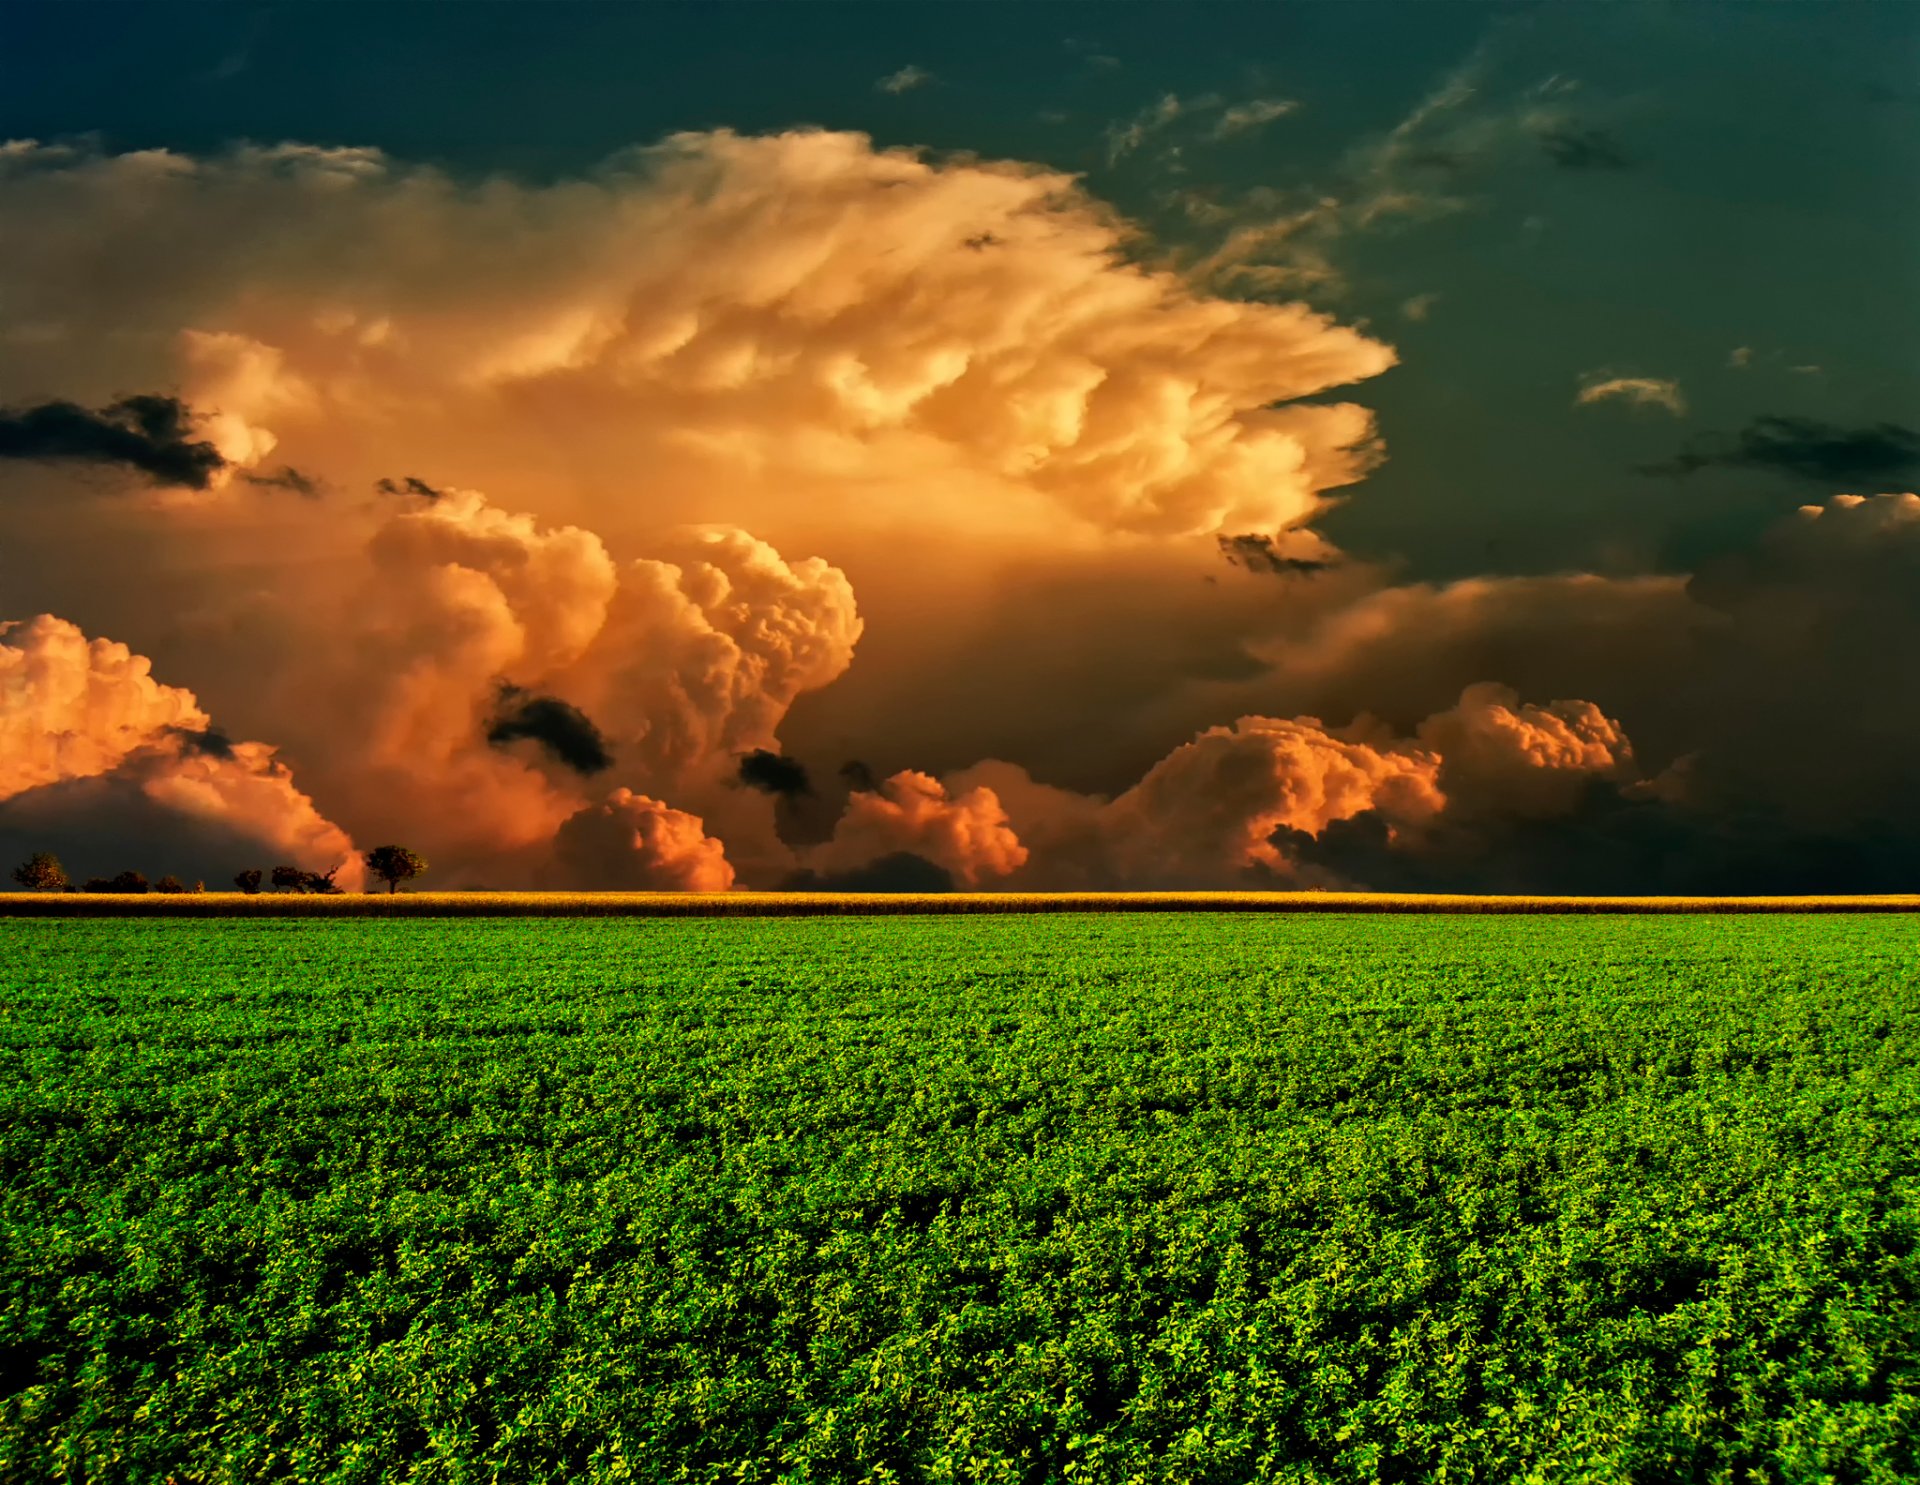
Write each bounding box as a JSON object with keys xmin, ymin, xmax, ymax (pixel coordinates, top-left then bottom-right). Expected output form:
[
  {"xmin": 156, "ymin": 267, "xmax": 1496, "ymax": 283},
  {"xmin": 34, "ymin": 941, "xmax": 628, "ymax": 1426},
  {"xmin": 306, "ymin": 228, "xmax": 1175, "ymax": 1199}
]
[
  {"xmin": 0, "ymin": 132, "xmax": 1393, "ymax": 541},
  {"xmin": 1, "ymin": 614, "xmax": 208, "ymax": 797},
  {"xmin": 0, "ymin": 614, "xmax": 359, "ymax": 883},
  {"xmin": 548, "ymin": 788, "xmax": 734, "ymax": 891},
  {"xmin": 948, "ymin": 682, "xmax": 1635, "ymax": 889},
  {"xmin": 805, "ymin": 769, "xmax": 1027, "ymax": 886}
]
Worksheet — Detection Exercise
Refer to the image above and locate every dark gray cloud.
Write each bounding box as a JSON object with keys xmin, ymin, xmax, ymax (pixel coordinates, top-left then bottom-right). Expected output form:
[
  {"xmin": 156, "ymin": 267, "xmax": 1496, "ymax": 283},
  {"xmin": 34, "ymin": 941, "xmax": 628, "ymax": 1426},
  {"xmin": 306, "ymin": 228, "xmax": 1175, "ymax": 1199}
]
[
  {"xmin": 241, "ymin": 465, "xmax": 323, "ymax": 497},
  {"xmin": 166, "ymin": 726, "xmax": 236, "ymax": 760},
  {"xmin": 839, "ymin": 759, "xmax": 880, "ymax": 793},
  {"xmin": 1531, "ymin": 122, "xmax": 1632, "ymax": 170},
  {"xmin": 374, "ymin": 475, "xmax": 446, "ymax": 501},
  {"xmin": 1217, "ymin": 533, "xmax": 1335, "ymax": 575},
  {"xmin": 738, "ymin": 748, "xmax": 811, "ymax": 798},
  {"xmin": 0, "ymin": 394, "xmax": 227, "ymax": 489},
  {"xmin": 784, "ymin": 851, "xmax": 955, "ymax": 892},
  {"xmin": 1278, "ymin": 781, "xmax": 1920, "ymax": 896},
  {"xmin": 484, "ymin": 685, "xmax": 613, "ymax": 775},
  {"xmin": 1642, "ymin": 416, "xmax": 1920, "ymax": 484}
]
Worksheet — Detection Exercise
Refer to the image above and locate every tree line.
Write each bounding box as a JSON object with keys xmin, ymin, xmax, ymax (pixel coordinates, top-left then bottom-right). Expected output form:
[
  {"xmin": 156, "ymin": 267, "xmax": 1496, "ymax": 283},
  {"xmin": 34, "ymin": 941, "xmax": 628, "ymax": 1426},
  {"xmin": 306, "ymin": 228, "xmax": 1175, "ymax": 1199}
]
[{"xmin": 11, "ymin": 846, "xmax": 428, "ymax": 895}]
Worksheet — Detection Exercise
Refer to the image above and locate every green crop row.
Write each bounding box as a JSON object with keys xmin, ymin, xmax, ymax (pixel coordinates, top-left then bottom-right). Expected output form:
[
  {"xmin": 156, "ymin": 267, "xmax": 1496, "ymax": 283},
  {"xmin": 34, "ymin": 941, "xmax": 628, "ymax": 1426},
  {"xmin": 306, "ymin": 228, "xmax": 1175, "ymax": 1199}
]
[{"xmin": 1, "ymin": 914, "xmax": 1915, "ymax": 1483}]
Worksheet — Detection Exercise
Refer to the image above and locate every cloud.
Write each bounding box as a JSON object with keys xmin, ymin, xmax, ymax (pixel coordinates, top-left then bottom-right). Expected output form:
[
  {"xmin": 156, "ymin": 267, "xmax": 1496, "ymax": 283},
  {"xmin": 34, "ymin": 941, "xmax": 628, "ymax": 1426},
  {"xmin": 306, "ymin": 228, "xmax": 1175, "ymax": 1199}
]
[
  {"xmin": 0, "ymin": 613, "xmax": 359, "ymax": 884},
  {"xmin": 1217, "ymin": 532, "xmax": 1335, "ymax": 575},
  {"xmin": 547, "ymin": 788, "xmax": 734, "ymax": 890},
  {"xmin": 941, "ymin": 680, "xmax": 1636, "ymax": 890},
  {"xmin": 805, "ymin": 769, "xmax": 1026, "ymax": 886},
  {"xmin": 1529, "ymin": 120, "xmax": 1632, "ymax": 170},
  {"xmin": 241, "ymin": 464, "xmax": 323, "ymax": 496},
  {"xmin": 876, "ymin": 65, "xmax": 931, "ymax": 95},
  {"xmin": 0, "ymin": 394, "xmax": 228, "ymax": 489},
  {"xmin": 738, "ymin": 747, "xmax": 811, "ymax": 798},
  {"xmin": 319, "ymin": 488, "xmax": 859, "ymax": 873},
  {"xmin": 1728, "ymin": 346, "xmax": 1753, "ymax": 369},
  {"xmin": 485, "ymin": 684, "xmax": 614, "ymax": 775},
  {"xmin": 375, "ymin": 475, "xmax": 445, "ymax": 501},
  {"xmin": 0, "ymin": 133, "xmax": 1394, "ymax": 543},
  {"xmin": 1211, "ymin": 98, "xmax": 1299, "ymax": 139},
  {"xmin": 1576, "ymin": 375, "xmax": 1686, "ymax": 416},
  {"xmin": 1401, "ymin": 293, "xmax": 1440, "ymax": 321},
  {"xmin": 1642, "ymin": 416, "xmax": 1920, "ymax": 484},
  {"xmin": 1415, "ymin": 681, "xmax": 1634, "ymax": 819},
  {"xmin": 784, "ymin": 850, "xmax": 954, "ymax": 892},
  {"xmin": 1106, "ymin": 93, "xmax": 1185, "ymax": 164}
]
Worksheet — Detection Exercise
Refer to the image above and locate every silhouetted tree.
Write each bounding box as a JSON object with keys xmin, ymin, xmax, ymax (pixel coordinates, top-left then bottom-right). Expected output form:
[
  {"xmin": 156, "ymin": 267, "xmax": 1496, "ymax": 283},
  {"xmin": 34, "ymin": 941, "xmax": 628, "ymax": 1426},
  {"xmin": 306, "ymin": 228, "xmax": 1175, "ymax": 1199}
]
[
  {"xmin": 83, "ymin": 871, "xmax": 150, "ymax": 894},
  {"xmin": 300, "ymin": 866, "xmax": 343, "ymax": 895},
  {"xmin": 270, "ymin": 865, "xmax": 306, "ymax": 892},
  {"xmin": 11, "ymin": 852, "xmax": 68, "ymax": 892},
  {"xmin": 233, "ymin": 869, "xmax": 263, "ymax": 894},
  {"xmin": 363, "ymin": 844, "xmax": 427, "ymax": 894},
  {"xmin": 154, "ymin": 875, "xmax": 187, "ymax": 894}
]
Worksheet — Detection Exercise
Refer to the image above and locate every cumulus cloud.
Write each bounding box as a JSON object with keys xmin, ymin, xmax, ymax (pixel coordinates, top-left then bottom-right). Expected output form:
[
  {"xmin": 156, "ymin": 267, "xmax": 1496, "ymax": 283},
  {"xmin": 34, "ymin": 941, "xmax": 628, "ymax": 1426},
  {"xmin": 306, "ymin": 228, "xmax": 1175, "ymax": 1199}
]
[
  {"xmin": 0, "ymin": 394, "xmax": 228, "ymax": 489},
  {"xmin": 0, "ymin": 614, "xmax": 359, "ymax": 884},
  {"xmin": 936, "ymin": 681, "xmax": 1636, "ymax": 890},
  {"xmin": 1415, "ymin": 681, "xmax": 1634, "ymax": 818},
  {"xmin": 318, "ymin": 487, "xmax": 860, "ymax": 875},
  {"xmin": 0, "ymin": 132, "xmax": 1393, "ymax": 542},
  {"xmin": 1, "ymin": 613, "xmax": 210, "ymax": 797},
  {"xmin": 804, "ymin": 769, "xmax": 1026, "ymax": 886},
  {"xmin": 547, "ymin": 788, "xmax": 734, "ymax": 891},
  {"xmin": 1576, "ymin": 375, "xmax": 1686, "ymax": 416}
]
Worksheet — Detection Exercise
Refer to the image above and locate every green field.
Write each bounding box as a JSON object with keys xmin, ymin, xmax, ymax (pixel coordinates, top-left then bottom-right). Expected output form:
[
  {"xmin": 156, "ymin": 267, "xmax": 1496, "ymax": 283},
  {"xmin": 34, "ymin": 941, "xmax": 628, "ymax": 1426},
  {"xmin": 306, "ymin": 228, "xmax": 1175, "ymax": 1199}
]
[{"xmin": 3, "ymin": 915, "xmax": 1916, "ymax": 1483}]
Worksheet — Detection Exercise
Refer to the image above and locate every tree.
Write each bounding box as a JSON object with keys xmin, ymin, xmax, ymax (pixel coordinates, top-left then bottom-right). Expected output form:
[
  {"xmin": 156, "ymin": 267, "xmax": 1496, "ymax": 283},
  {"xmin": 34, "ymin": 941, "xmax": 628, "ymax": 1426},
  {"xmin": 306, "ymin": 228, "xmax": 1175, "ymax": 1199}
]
[
  {"xmin": 300, "ymin": 866, "xmax": 343, "ymax": 895},
  {"xmin": 233, "ymin": 869, "xmax": 263, "ymax": 894},
  {"xmin": 154, "ymin": 875, "xmax": 187, "ymax": 894},
  {"xmin": 84, "ymin": 871, "xmax": 149, "ymax": 895},
  {"xmin": 11, "ymin": 852, "xmax": 68, "ymax": 892},
  {"xmin": 363, "ymin": 845, "xmax": 427, "ymax": 895},
  {"xmin": 270, "ymin": 865, "xmax": 306, "ymax": 892}
]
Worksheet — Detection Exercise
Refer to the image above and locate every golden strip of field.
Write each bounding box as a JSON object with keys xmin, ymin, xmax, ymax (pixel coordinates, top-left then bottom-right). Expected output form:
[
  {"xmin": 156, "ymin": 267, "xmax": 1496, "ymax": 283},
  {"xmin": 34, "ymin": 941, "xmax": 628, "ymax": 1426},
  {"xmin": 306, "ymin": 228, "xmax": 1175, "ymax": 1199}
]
[{"xmin": 3, "ymin": 891, "xmax": 1919, "ymax": 916}]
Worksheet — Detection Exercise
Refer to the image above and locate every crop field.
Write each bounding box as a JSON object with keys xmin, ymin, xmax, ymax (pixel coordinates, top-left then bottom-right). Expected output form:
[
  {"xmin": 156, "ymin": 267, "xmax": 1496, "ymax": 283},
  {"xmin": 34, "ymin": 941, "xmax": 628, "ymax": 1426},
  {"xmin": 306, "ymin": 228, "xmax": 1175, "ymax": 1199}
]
[
  {"xmin": 2, "ymin": 914, "xmax": 1916, "ymax": 1483},
  {"xmin": 7, "ymin": 890, "xmax": 1920, "ymax": 917}
]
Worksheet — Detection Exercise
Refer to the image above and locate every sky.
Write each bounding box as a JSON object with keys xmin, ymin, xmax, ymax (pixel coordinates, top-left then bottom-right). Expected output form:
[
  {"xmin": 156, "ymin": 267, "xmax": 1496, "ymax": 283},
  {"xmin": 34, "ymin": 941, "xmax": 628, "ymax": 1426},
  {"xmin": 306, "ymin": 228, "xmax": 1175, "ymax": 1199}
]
[{"xmin": 1, "ymin": 0, "xmax": 1917, "ymax": 892}]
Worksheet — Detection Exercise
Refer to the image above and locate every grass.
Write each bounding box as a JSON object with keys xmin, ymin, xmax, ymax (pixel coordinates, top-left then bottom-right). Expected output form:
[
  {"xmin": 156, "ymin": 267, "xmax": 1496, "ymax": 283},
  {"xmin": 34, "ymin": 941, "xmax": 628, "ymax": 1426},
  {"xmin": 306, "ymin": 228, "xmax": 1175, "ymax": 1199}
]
[
  {"xmin": 5, "ymin": 889, "xmax": 1920, "ymax": 916},
  {"xmin": 2, "ymin": 913, "xmax": 1916, "ymax": 1482}
]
